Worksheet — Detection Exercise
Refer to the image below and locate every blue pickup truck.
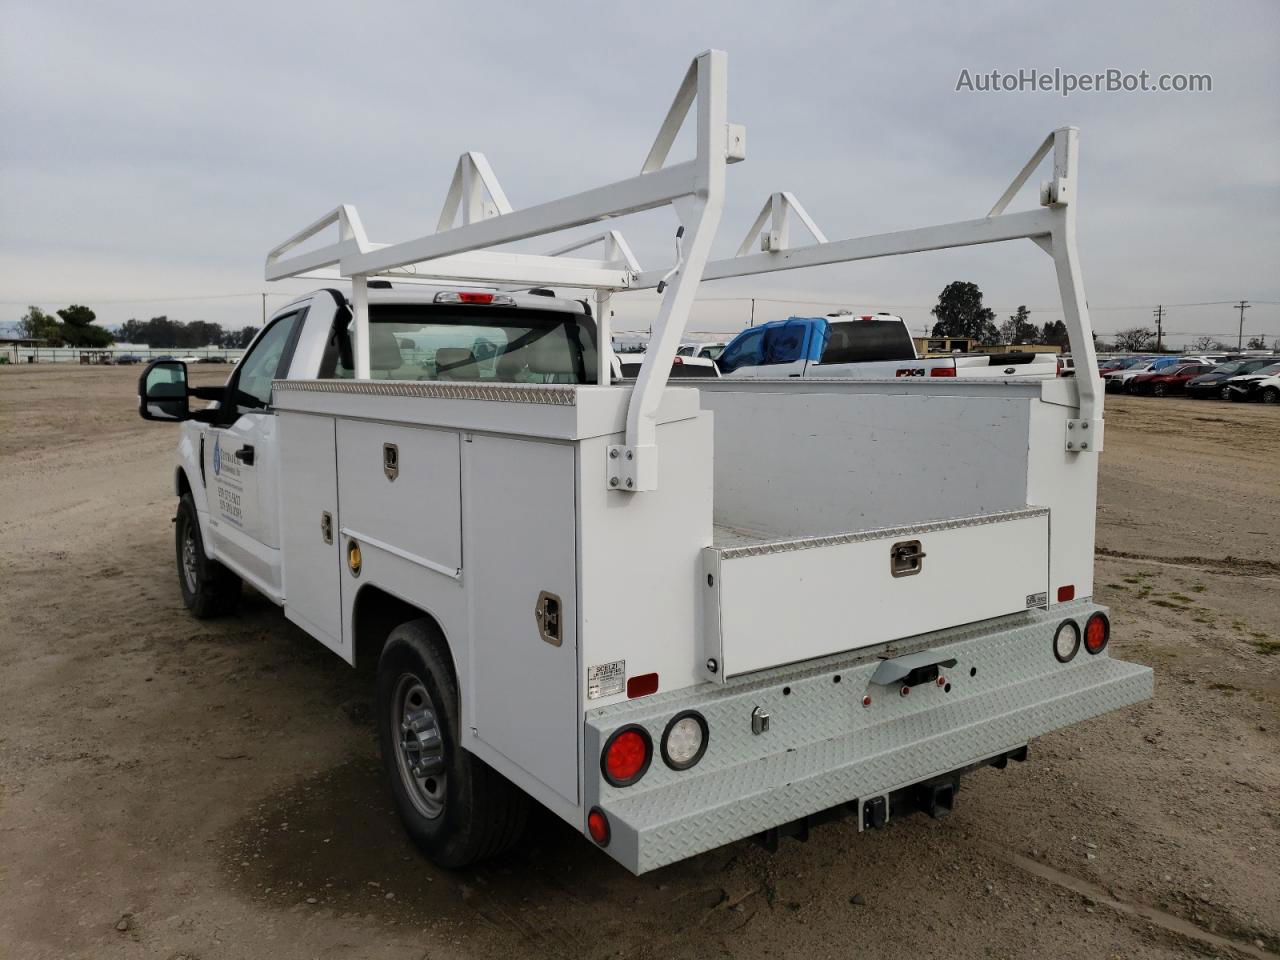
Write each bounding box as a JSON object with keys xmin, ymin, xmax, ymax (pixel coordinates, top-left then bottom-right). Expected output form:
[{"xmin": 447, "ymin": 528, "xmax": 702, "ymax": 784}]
[{"xmin": 717, "ymin": 313, "xmax": 1057, "ymax": 380}]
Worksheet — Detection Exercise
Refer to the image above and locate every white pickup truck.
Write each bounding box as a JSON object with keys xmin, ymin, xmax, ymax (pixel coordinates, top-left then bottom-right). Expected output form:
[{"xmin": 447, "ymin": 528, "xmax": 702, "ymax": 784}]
[
  {"xmin": 718, "ymin": 313, "xmax": 1059, "ymax": 380},
  {"xmin": 138, "ymin": 50, "xmax": 1150, "ymax": 875}
]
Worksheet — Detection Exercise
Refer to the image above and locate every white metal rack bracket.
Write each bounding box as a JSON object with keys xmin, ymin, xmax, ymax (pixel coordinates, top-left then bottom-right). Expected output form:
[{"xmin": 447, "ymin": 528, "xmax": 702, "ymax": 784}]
[{"xmin": 735, "ymin": 191, "xmax": 828, "ymax": 256}]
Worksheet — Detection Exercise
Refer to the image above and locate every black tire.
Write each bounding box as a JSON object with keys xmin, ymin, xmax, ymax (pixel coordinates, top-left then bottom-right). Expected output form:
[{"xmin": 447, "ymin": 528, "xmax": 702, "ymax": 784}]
[
  {"xmin": 1261, "ymin": 386, "xmax": 1279, "ymax": 405},
  {"xmin": 376, "ymin": 620, "xmax": 528, "ymax": 868},
  {"xmin": 1220, "ymin": 385, "xmax": 1234, "ymax": 401},
  {"xmin": 175, "ymin": 492, "xmax": 241, "ymax": 618},
  {"xmin": 1152, "ymin": 383, "xmax": 1167, "ymax": 397}
]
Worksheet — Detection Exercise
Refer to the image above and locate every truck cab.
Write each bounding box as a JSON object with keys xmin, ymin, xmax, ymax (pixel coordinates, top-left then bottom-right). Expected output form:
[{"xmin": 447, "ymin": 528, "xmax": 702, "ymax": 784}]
[{"xmin": 150, "ymin": 287, "xmax": 598, "ymax": 604}]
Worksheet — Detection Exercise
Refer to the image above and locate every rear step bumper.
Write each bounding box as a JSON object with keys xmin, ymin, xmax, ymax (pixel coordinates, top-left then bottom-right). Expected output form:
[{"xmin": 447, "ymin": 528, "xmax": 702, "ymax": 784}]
[{"xmin": 583, "ymin": 601, "xmax": 1152, "ymax": 874}]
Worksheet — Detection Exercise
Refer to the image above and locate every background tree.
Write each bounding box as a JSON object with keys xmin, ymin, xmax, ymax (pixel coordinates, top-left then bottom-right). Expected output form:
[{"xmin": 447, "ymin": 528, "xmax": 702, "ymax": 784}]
[
  {"xmin": 1039, "ymin": 319, "xmax": 1069, "ymax": 349},
  {"xmin": 1189, "ymin": 335, "xmax": 1222, "ymax": 352},
  {"xmin": 998, "ymin": 304, "xmax": 1038, "ymax": 344},
  {"xmin": 224, "ymin": 326, "xmax": 259, "ymax": 349},
  {"xmin": 56, "ymin": 304, "xmax": 113, "ymax": 347},
  {"xmin": 1245, "ymin": 335, "xmax": 1267, "ymax": 350},
  {"xmin": 17, "ymin": 306, "xmax": 64, "ymax": 345},
  {"xmin": 930, "ymin": 281, "xmax": 999, "ymax": 344},
  {"xmin": 1113, "ymin": 327, "xmax": 1155, "ymax": 352}
]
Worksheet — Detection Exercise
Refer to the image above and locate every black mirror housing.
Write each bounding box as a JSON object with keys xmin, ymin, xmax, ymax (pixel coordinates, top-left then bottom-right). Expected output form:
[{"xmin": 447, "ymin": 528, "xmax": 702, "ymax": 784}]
[{"xmin": 138, "ymin": 360, "xmax": 191, "ymax": 421}]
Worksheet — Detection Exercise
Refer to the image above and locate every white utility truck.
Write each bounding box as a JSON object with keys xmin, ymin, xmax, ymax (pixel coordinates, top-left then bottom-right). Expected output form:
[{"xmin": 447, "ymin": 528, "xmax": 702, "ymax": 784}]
[{"xmin": 139, "ymin": 50, "xmax": 1151, "ymax": 874}]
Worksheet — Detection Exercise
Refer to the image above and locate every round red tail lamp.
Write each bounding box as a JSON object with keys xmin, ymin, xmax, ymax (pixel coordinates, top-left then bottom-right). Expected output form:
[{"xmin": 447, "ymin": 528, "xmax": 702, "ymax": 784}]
[
  {"xmin": 1084, "ymin": 612, "xmax": 1110, "ymax": 654},
  {"xmin": 587, "ymin": 807, "xmax": 611, "ymax": 846},
  {"xmin": 601, "ymin": 725, "xmax": 652, "ymax": 787}
]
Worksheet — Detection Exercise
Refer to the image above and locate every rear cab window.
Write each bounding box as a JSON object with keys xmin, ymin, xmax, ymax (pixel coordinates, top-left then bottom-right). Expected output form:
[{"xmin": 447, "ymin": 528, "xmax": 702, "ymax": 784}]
[
  {"xmin": 326, "ymin": 302, "xmax": 599, "ymax": 384},
  {"xmin": 818, "ymin": 319, "xmax": 915, "ymax": 364}
]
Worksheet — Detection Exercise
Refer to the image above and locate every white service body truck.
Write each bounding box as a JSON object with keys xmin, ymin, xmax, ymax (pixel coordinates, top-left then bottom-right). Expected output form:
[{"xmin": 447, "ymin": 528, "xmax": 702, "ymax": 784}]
[{"xmin": 139, "ymin": 51, "xmax": 1151, "ymax": 874}]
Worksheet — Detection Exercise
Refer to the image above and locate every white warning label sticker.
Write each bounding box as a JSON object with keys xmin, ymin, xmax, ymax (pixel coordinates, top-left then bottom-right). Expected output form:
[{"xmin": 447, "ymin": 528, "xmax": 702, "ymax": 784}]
[
  {"xmin": 1026, "ymin": 591, "xmax": 1048, "ymax": 609},
  {"xmin": 587, "ymin": 660, "xmax": 625, "ymax": 700}
]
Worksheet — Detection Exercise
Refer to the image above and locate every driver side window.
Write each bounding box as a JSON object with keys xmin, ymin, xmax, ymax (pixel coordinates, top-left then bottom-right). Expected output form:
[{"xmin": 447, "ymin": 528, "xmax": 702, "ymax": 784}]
[{"xmin": 235, "ymin": 310, "xmax": 304, "ymax": 413}]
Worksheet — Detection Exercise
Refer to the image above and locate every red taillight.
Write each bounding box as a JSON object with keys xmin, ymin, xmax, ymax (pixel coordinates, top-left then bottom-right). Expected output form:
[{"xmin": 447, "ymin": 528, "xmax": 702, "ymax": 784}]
[
  {"xmin": 672, "ymin": 356, "xmax": 684, "ymax": 365},
  {"xmin": 601, "ymin": 726, "xmax": 652, "ymax": 786},
  {"xmin": 1057, "ymin": 585, "xmax": 1075, "ymax": 603},
  {"xmin": 587, "ymin": 807, "xmax": 610, "ymax": 846},
  {"xmin": 627, "ymin": 672, "xmax": 659, "ymax": 699},
  {"xmin": 1084, "ymin": 613, "xmax": 1110, "ymax": 654},
  {"xmin": 457, "ymin": 292, "xmax": 495, "ymax": 304},
  {"xmin": 930, "ymin": 367, "xmax": 957, "ymax": 377}
]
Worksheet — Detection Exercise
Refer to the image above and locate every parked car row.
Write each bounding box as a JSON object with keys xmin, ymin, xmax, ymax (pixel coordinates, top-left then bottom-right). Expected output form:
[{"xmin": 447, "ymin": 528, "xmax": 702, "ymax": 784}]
[{"xmin": 1099, "ymin": 355, "xmax": 1280, "ymax": 403}]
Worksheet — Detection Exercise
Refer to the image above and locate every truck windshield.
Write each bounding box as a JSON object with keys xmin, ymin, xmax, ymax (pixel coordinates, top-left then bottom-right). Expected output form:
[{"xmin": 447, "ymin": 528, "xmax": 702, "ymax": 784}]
[
  {"xmin": 818, "ymin": 320, "xmax": 915, "ymax": 364},
  {"xmin": 327, "ymin": 304, "xmax": 599, "ymax": 384}
]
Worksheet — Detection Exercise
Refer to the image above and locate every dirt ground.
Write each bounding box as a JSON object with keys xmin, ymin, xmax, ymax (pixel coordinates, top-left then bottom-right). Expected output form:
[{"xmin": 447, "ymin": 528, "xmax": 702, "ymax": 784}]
[{"xmin": 1, "ymin": 365, "xmax": 1277, "ymax": 960}]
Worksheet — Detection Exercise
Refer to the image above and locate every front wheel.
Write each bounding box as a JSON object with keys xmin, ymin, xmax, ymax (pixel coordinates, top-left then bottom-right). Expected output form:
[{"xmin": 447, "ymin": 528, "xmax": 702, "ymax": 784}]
[
  {"xmin": 376, "ymin": 620, "xmax": 528, "ymax": 868},
  {"xmin": 1152, "ymin": 383, "xmax": 1167, "ymax": 397},
  {"xmin": 1260, "ymin": 386, "xmax": 1279, "ymax": 405},
  {"xmin": 175, "ymin": 493, "xmax": 241, "ymax": 618}
]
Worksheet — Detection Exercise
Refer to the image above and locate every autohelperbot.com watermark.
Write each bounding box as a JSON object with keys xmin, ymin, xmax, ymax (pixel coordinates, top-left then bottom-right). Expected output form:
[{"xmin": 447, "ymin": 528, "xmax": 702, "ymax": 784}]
[{"xmin": 955, "ymin": 68, "xmax": 1212, "ymax": 97}]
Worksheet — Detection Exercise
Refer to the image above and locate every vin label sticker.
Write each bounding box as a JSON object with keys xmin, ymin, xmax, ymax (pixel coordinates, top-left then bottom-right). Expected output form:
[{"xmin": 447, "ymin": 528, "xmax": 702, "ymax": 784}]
[
  {"xmin": 1026, "ymin": 591, "xmax": 1048, "ymax": 609},
  {"xmin": 587, "ymin": 660, "xmax": 625, "ymax": 700}
]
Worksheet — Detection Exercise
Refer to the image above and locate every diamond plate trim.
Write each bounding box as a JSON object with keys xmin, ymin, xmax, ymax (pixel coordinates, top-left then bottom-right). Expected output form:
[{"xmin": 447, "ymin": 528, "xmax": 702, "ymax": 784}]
[
  {"xmin": 271, "ymin": 378, "xmax": 578, "ymax": 406},
  {"xmin": 714, "ymin": 507, "xmax": 1050, "ymax": 559},
  {"xmin": 584, "ymin": 602, "xmax": 1154, "ymax": 873}
]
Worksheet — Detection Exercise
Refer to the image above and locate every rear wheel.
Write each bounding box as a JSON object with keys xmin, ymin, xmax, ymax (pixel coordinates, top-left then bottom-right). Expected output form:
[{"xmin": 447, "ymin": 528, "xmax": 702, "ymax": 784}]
[
  {"xmin": 376, "ymin": 620, "xmax": 528, "ymax": 868},
  {"xmin": 1261, "ymin": 386, "xmax": 1279, "ymax": 404},
  {"xmin": 175, "ymin": 493, "xmax": 241, "ymax": 618},
  {"xmin": 1152, "ymin": 383, "xmax": 1167, "ymax": 397}
]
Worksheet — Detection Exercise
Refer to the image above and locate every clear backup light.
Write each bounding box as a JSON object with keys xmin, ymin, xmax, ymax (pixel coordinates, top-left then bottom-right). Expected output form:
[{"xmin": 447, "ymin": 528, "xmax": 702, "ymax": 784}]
[
  {"xmin": 1053, "ymin": 620, "xmax": 1081, "ymax": 663},
  {"xmin": 661, "ymin": 711, "xmax": 708, "ymax": 771}
]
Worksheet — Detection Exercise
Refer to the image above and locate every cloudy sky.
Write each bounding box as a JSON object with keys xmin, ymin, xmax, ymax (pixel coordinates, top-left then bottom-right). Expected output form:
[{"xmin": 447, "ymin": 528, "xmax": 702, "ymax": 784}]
[{"xmin": 3, "ymin": 0, "xmax": 1278, "ymax": 346}]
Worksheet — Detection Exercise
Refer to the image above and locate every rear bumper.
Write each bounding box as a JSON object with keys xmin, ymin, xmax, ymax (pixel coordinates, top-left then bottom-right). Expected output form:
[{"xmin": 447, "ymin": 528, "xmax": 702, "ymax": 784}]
[{"xmin": 583, "ymin": 601, "xmax": 1152, "ymax": 874}]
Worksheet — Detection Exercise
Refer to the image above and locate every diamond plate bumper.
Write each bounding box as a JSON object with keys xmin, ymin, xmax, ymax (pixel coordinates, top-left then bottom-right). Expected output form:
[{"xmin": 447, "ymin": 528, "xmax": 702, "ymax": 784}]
[{"xmin": 583, "ymin": 602, "xmax": 1152, "ymax": 874}]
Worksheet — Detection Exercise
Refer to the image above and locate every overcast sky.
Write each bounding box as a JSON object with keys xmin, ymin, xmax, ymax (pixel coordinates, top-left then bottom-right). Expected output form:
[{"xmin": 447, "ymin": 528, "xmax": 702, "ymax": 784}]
[{"xmin": 3, "ymin": 0, "xmax": 1278, "ymax": 346}]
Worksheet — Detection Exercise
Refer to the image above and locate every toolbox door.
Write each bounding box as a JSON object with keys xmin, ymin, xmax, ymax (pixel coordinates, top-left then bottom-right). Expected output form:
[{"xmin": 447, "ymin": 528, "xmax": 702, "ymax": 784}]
[{"xmin": 463, "ymin": 436, "xmax": 579, "ymax": 805}]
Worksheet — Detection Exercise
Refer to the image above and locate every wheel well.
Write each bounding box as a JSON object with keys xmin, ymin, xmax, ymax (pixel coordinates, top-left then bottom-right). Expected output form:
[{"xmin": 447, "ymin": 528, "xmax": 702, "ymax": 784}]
[
  {"xmin": 352, "ymin": 585, "xmax": 455, "ymax": 677},
  {"xmin": 176, "ymin": 467, "xmax": 192, "ymax": 498}
]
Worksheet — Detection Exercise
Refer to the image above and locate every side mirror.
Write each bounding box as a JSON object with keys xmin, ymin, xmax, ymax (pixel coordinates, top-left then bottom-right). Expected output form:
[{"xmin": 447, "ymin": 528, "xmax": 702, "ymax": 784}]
[{"xmin": 138, "ymin": 360, "xmax": 191, "ymax": 421}]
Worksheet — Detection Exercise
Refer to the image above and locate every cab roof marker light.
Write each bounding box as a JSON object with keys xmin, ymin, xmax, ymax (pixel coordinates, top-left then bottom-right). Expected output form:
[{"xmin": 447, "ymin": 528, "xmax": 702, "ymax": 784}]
[{"xmin": 433, "ymin": 291, "xmax": 516, "ymax": 306}]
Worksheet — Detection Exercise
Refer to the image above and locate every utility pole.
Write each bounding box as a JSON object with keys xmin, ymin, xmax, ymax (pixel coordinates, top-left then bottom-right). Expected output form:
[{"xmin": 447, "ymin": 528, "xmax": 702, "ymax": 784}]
[
  {"xmin": 1152, "ymin": 305, "xmax": 1164, "ymax": 352},
  {"xmin": 1234, "ymin": 300, "xmax": 1250, "ymax": 350}
]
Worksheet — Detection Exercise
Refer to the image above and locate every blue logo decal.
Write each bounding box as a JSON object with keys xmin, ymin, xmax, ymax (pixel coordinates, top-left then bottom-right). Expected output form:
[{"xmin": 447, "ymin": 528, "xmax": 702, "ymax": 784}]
[{"xmin": 212, "ymin": 437, "xmax": 222, "ymax": 476}]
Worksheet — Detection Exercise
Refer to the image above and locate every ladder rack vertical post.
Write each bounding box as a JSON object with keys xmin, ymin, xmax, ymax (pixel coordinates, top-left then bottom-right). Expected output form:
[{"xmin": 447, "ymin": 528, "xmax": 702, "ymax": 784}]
[
  {"xmin": 596, "ymin": 290, "xmax": 612, "ymax": 386},
  {"xmin": 352, "ymin": 275, "xmax": 370, "ymax": 380}
]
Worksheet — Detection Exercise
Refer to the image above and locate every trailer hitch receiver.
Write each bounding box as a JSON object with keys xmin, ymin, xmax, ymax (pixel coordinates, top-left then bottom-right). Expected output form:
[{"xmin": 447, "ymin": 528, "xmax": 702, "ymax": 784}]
[{"xmin": 869, "ymin": 650, "xmax": 958, "ymax": 688}]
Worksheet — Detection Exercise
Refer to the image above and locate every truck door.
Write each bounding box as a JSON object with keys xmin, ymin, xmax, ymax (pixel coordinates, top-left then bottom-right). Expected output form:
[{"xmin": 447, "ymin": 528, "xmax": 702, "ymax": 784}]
[
  {"xmin": 203, "ymin": 308, "xmax": 307, "ymax": 594},
  {"xmin": 761, "ymin": 318, "xmax": 811, "ymax": 377}
]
